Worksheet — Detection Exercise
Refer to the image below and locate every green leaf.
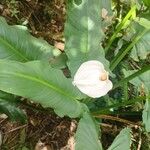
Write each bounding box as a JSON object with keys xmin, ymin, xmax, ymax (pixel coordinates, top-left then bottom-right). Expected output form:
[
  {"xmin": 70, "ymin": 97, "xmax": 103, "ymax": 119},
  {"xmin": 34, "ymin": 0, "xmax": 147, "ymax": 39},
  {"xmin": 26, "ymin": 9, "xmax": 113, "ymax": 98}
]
[
  {"xmin": 0, "ymin": 17, "xmax": 54, "ymax": 62},
  {"xmin": 143, "ymin": 98, "xmax": 150, "ymax": 132},
  {"xmin": 143, "ymin": 0, "xmax": 150, "ymax": 7},
  {"xmin": 75, "ymin": 112, "xmax": 103, "ymax": 150},
  {"xmin": 0, "ymin": 90, "xmax": 16, "ymax": 100},
  {"xmin": 50, "ymin": 53, "xmax": 68, "ymax": 69},
  {"xmin": 131, "ymin": 30, "xmax": 150, "ymax": 61},
  {"xmin": 0, "ymin": 90, "xmax": 26, "ymax": 123},
  {"xmin": 108, "ymin": 128, "xmax": 132, "ymax": 150},
  {"xmin": 0, "ymin": 60, "xmax": 87, "ymax": 118},
  {"xmin": 0, "ymin": 98, "xmax": 26, "ymax": 123},
  {"xmin": 65, "ymin": 0, "xmax": 109, "ymax": 76},
  {"xmin": 129, "ymin": 18, "xmax": 150, "ymax": 61},
  {"xmin": 135, "ymin": 18, "xmax": 150, "ymax": 29},
  {"xmin": 123, "ymin": 69, "xmax": 150, "ymax": 94}
]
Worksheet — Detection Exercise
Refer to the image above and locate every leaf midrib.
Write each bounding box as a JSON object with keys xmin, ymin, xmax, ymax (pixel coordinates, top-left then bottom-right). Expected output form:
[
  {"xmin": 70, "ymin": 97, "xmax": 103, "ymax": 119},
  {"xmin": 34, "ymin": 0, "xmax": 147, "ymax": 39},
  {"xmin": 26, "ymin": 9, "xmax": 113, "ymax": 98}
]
[
  {"xmin": 0, "ymin": 70, "xmax": 77, "ymax": 101},
  {"xmin": 0, "ymin": 36, "xmax": 29, "ymax": 61}
]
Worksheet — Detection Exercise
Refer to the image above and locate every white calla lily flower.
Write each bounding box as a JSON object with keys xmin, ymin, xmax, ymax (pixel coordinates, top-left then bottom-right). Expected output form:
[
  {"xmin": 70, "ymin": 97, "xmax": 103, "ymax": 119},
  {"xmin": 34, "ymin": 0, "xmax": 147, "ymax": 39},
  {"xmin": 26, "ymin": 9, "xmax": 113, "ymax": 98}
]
[{"xmin": 72, "ymin": 60, "xmax": 113, "ymax": 98}]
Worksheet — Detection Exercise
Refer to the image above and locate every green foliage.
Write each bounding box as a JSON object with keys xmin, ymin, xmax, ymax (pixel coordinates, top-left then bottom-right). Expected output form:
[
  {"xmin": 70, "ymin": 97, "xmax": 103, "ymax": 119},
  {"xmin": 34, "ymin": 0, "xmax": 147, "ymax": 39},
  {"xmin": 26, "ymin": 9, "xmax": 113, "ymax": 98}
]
[
  {"xmin": 143, "ymin": 98, "xmax": 150, "ymax": 132},
  {"xmin": 123, "ymin": 69, "xmax": 150, "ymax": 94},
  {"xmin": 75, "ymin": 112, "xmax": 103, "ymax": 150},
  {"xmin": 0, "ymin": 60, "xmax": 87, "ymax": 118},
  {"xmin": 143, "ymin": 0, "xmax": 150, "ymax": 7},
  {"xmin": 0, "ymin": 17, "xmax": 54, "ymax": 62},
  {"xmin": 0, "ymin": 91, "xmax": 26, "ymax": 123},
  {"xmin": 105, "ymin": 5, "xmax": 136, "ymax": 53},
  {"xmin": 0, "ymin": 0, "xmax": 150, "ymax": 149},
  {"xmin": 65, "ymin": 0, "xmax": 109, "ymax": 76},
  {"xmin": 130, "ymin": 18, "xmax": 150, "ymax": 61},
  {"xmin": 108, "ymin": 128, "xmax": 132, "ymax": 150},
  {"xmin": 110, "ymin": 26, "xmax": 148, "ymax": 71},
  {"xmin": 50, "ymin": 53, "xmax": 68, "ymax": 69}
]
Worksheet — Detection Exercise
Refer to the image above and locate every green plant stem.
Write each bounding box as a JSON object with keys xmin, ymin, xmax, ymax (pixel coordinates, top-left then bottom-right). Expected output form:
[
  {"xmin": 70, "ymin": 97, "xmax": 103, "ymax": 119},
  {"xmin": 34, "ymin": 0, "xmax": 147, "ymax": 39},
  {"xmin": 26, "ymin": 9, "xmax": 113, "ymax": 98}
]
[
  {"xmin": 105, "ymin": 5, "xmax": 136, "ymax": 53},
  {"xmin": 92, "ymin": 96, "xmax": 146, "ymax": 115},
  {"xmin": 110, "ymin": 28, "xmax": 148, "ymax": 71},
  {"xmin": 123, "ymin": 82, "xmax": 128, "ymax": 100},
  {"xmin": 113, "ymin": 65, "xmax": 150, "ymax": 89}
]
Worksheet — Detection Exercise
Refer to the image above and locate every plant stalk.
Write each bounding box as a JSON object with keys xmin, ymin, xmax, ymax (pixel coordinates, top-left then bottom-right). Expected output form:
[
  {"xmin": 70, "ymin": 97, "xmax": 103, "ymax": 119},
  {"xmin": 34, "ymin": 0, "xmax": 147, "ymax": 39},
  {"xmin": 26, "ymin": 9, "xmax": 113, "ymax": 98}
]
[
  {"xmin": 110, "ymin": 28, "xmax": 148, "ymax": 71},
  {"xmin": 92, "ymin": 96, "xmax": 146, "ymax": 115},
  {"xmin": 113, "ymin": 65, "xmax": 150, "ymax": 89},
  {"xmin": 105, "ymin": 5, "xmax": 136, "ymax": 53}
]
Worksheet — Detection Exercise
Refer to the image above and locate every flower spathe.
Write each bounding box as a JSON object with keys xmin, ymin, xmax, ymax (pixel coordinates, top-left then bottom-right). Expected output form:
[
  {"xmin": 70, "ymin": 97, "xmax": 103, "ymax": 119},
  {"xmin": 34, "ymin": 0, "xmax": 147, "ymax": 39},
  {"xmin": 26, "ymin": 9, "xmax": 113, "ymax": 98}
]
[{"xmin": 72, "ymin": 60, "xmax": 113, "ymax": 98}]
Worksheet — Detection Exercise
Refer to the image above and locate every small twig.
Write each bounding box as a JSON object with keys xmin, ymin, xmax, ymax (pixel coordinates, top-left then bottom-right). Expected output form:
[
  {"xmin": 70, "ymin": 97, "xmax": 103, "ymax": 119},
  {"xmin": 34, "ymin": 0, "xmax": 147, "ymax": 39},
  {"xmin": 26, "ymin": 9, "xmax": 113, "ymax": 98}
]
[
  {"xmin": 100, "ymin": 123, "xmax": 113, "ymax": 128},
  {"xmin": 0, "ymin": 118, "xmax": 8, "ymax": 124},
  {"xmin": 5, "ymin": 124, "xmax": 27, "ymax": 134},
  {"xmin": 137, "ymin": 133, "xmax": 142, "ymax": 150},
  {"xmin": 94, "ymin": 114, "xmax": 140, "ymax": 127}
]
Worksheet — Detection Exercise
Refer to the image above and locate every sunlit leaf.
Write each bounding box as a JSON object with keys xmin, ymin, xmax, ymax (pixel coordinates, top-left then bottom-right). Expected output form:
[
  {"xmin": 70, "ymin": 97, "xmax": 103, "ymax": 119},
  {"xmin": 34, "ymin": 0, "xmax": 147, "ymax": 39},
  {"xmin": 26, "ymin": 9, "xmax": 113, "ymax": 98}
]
[
  {"xmin": 108, "ymin": 128, "xmax": 132, "ymax": 150},
  {"xmin": 65, "ymin": 0, "xmax": 109, "ymax": 76},
  {"xmin": 0, "ymin": 60, "xmax": 87, "ymax": 118},
  {"xmin": 0, "ymin": 17, "xmax": 54, "ymax": 62},
  {"xmin": 75, "ymin": 112, "xmax": 103, "ymax": 150}
]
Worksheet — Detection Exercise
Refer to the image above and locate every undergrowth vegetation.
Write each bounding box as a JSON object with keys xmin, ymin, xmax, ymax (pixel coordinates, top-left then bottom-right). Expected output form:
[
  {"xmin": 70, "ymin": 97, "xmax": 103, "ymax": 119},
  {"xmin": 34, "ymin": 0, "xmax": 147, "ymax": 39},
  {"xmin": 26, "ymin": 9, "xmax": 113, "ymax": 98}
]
[{"xmin": 0, "ymin": 0, "xmax": 150, "ymax": 149}]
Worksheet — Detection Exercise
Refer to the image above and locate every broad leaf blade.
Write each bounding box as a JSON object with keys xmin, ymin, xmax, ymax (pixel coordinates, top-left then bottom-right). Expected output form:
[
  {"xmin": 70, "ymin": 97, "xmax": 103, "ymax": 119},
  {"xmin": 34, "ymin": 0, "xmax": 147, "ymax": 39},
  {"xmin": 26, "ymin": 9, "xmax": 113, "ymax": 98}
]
[
  {"xmin": 0, "ymin": 60, "xmax": 86, "ymax": 118},
  {"xmin": 75, "ymin": 112, "xmax": 103, "ymax": 150},
  {"xmin": 142, "ymin": 98, "xmax": 150, "ymax": 132},
  {"xmin": 65, "ymin": 0, "xmax": 109, "ymax": 76},
  {"xmin": 108, "ymin": 128, "xmax": 132, "ymax": 150},
  {"xmin": 0, "ymin": 17, "xmax": 54, "ymax": 62}
]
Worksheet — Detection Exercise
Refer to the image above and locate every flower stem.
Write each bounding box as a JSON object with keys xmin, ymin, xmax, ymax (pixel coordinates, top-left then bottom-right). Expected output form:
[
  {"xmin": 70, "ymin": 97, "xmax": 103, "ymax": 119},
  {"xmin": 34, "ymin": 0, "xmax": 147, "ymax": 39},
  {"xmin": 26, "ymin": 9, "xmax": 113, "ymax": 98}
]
[
  {"xmin": 113, "ymin": 65, "xmax": 150, "ymax": 89},
  {"xmin": 91, "ymin": 96, "xmax": 146, "ymax": 115},
  {"xmin": 105, "ymin": 5, "xmax": 136, "ymax": 53},
  {"xmin": 110, "ymin": 28, "xmax": 148, "ymax": 71}
]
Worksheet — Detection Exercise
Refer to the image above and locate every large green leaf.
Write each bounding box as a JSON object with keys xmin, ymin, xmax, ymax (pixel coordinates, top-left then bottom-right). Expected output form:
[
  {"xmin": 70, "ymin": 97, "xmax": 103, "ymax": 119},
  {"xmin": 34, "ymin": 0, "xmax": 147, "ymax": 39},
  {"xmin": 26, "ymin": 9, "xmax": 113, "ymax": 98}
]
[
  {"xmin": 75, "ymin": 112, "xmax": 103, "ymax": 150},
  {"xmin": 64, "ymin": 0, "xmax": 109, "ymax": 76},
  {"xmin": 143, "ymin": 98, "xmax": 150, "ymax": 132},
  {"xmin": 108, "ymin": 128, "xmax": 132, "ymax": 150},
  {"xmin": 0, "ymin": 60, "xmax": 87, "ymax": 118},
  {"xmin": 0, "ymin": 17, "xmax": 54, "ymax": 62},
  {"xmin": 123, "ymin": 69, "xmax": 150, "ymax": 94}
]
